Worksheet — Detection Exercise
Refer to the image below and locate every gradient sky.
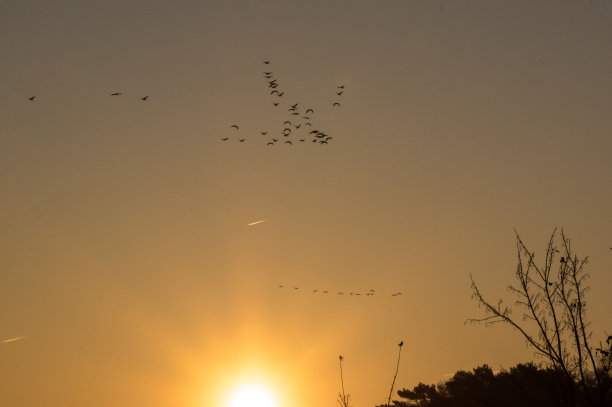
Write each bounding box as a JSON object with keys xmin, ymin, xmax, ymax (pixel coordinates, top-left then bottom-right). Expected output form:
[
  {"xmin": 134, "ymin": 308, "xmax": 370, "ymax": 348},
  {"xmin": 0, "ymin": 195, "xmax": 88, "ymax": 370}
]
[{"xmin": 1, "ymin": 1, "xmax": 612, "ymax": 406}]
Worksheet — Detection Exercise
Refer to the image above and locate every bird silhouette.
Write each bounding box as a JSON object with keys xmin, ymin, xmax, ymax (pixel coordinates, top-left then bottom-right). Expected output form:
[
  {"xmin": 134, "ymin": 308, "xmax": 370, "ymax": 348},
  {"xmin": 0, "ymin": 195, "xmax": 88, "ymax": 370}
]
[
  {"xmin": 294, "ymin": 124, "xmax": 301, "ymax": 129},
  {"xmin": 305, "ymin": 108, "xmax": 314, "ymax": 114},
  {"xmin": 28, "ymin": 96, "xmax": 36, "ymax": 101},
  {"xmin": 221, "ymin": 137, "xmax": 229, "ymax": 141},
  {"xmin": 263, "ymin": 61, "xmax": 270, "ymax": 64},
  {"xmin": 333, "ymin": 102, "xmax": 340, "ymax": 107},
  {"xmin": 231, "ymin": 124, "xmax": 239, "ymax": 129},
  {"xmin": 261, "ymin": 131, "xmax": 268, "ymax": 135},
  {"xmin": 398, "ymin": 341, "xmax": 404, "ymax": 347},
  {"xmin": 273, "ymin": 102, "xmax": 279, "ymax": 106},
  {"xmin": 337, "ymin": 85, "xmax": 344, "ymax": 89},
  {"xmin": 283, "ymin": 121, "xmax": 292, "ymax": 125},
  {"xmin": 336, "ymin": 91, "xmax": 344, "ymax": 96},
  {"xmin": 267, "ymin": 142, "xmax": 274, "ymax": 146},
  {"xmin": 111, "ymin": 92, "xmax": 122, "ymax": 96},
  {"xmin": 285, "ymin": 140, "xmax": 292, "ymax": 145},
  {"xmin": 239, "ymin": 138, "xmax": 245, "ymax": 142},
  {"xmin": 141, "ymin": 96, "xmax": 149, "ymax": 101}
]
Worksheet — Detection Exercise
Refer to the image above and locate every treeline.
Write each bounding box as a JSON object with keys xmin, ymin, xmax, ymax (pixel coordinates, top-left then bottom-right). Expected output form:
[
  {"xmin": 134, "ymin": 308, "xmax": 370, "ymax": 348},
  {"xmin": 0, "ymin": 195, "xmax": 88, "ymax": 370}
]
[{"xmin": 383, "ymin": 362, "xmax": 611, "ymax": 407}]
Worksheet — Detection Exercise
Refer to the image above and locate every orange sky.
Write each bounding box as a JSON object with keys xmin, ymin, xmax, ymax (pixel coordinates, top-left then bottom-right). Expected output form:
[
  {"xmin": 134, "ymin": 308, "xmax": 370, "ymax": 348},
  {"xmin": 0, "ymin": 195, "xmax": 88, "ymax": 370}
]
[{"xmin": 1, "ymin": 1, "xmax": 612, "ymax": 406}]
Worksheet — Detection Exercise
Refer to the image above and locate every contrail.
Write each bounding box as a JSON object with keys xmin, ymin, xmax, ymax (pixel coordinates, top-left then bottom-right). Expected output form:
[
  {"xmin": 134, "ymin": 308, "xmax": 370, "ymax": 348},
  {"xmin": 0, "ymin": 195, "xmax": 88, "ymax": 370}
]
[
  {"xmin": 1, "ymin": 336, "xmax": 27, "ymax": 343},
  {"xmin": 247, "ymin": 219, "xmax": 269, "ymax": 226}
]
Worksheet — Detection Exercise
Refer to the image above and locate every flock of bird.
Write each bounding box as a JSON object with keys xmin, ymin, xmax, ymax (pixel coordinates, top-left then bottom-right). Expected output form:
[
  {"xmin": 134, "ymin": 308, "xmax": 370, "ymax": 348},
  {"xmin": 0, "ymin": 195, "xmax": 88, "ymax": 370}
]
[
  {"xmin": 222, "ymin": 60, "xmax": 345, "ymax": 146},
  {"xmin": 24, "ymin": 60, "xmax": 344, "ymax": 147},
  {"xmin": 276, "ymin": 285, "xmax": 402, "ymax": 298}
]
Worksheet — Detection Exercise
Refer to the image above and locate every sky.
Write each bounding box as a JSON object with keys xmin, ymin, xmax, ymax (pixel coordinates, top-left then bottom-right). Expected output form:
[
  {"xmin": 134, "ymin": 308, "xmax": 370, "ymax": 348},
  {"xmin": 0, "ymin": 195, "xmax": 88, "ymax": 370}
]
[{"xmin": 1, "ymin": 0, "xmax": 612, "ymax": 406}]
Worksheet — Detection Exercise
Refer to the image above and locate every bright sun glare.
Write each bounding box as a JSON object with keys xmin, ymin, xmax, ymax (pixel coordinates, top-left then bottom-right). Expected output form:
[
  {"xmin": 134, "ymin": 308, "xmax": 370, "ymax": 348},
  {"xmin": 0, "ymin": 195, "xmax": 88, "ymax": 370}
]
[{"xmin": 227, "ymin": 383, "xmax": 278, "ymax": 407}]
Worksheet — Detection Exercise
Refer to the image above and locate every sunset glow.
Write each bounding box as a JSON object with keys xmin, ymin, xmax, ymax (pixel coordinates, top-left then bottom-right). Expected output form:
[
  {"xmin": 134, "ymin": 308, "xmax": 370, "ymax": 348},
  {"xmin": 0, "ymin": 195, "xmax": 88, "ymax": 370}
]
[
  {"xmin": 227, "ymin": 383, "xmax": 278, "ymax": 407},
  {"xmin": 2, "ymin": 1, "xmax": 612, "ymax": 407}
]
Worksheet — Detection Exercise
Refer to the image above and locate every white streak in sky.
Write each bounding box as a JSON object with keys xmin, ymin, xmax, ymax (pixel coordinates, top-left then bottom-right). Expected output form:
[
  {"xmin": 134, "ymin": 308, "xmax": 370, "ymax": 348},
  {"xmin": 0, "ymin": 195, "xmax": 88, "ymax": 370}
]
[
  {"xmin": 1, "ymin": 336, "xmax": 27, "ymax": 343},
  {"xmin": 247, "ymin": 219, "xmax": 269, "ymax": 226}
]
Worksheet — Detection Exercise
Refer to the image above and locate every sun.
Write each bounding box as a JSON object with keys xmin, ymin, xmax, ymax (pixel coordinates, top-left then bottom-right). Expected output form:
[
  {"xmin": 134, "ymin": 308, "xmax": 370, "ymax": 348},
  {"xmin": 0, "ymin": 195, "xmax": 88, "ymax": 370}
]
[{"xmin": 227, "ymin": 383, "xmax": 278, "ymax": 407}]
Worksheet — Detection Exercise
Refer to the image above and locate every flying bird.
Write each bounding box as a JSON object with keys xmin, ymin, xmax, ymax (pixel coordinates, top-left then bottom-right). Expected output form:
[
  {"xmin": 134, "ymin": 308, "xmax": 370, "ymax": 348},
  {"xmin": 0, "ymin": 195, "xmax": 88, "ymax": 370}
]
[
  {"xmin": 283, "ymin": 121, "xmax": 292, "ymax": 126},
  {"xmin": 28, "ymin": 96, "xmax": 36, "ymax": 101},
  {"xmin": 333, "ymin": 102, "xmax": 340, "ymax": 107},
  {"xmin": 231, "ymin": 124, "xmax": 239, "ymax": 129},
  {"xmin": 111, "ymin": 92, "xmax": 122, "ymax": 96},
  {"xmin": 239, "ymin": 138, "xmax": 245, "ymax": 142},
  {"xmin": 263, "ymin": 61, "xmax": 270, "ymax": 64},
  {"xmin": 337, "ymin": 85, "xmax": 344, "ymax": 89},
  {"xmin": 221, "ymin": 137, "xmax": 229, "ymax": 141},
  {"xmin": 141, "ymin": 96, "xmax": 149, "ymax": 101},
  {"xmin": 294, "ymin": 124, "xmax": 301, "ymax": 129},
  {"xmin": 261, "ymin": 131, "xmax": 268, "ymax": 135},
  {"xmin": 305, "ymin": 108, "xmax": 314, "ymax": 114},
  {"xmin": 273, "ymin": 102, "xmax": 279, "ymax": 106},
  {"xmin": 267, "ymin": 142, "xmax": 274, "ymax": 145},
  {"xmin": 285, "ymin": 140, "xmax": 292, "ymax": 145},
  {"xmin": 336, "ymin": 91, "xmax": 344, "ymax": 96}
]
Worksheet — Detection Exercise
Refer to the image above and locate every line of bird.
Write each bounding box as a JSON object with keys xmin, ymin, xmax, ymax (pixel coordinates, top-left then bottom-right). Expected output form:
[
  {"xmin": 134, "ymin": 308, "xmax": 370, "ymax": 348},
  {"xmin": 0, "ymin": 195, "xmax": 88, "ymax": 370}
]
[
  {"xmin": 221, "ymin": 60, "xmax": 345, "ymax": 146},
  {"xmin": 276, "ymin": 285, "xmax": 402, "ymax": 297},
  {"xmin": 27, "ymin": 94, "xmax": 150, "ymax": 101}
]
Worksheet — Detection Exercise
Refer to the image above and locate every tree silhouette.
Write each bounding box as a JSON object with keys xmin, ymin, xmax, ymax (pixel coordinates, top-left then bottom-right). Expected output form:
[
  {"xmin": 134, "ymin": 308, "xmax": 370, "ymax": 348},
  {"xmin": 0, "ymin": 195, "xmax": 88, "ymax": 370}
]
[
  {"xmin": 467, "ymin": 228, "xmax": 611, "ymax": 407},
  {"xmin": 390, "ymin": 363, "xmax": 567, "ymax": 407}
]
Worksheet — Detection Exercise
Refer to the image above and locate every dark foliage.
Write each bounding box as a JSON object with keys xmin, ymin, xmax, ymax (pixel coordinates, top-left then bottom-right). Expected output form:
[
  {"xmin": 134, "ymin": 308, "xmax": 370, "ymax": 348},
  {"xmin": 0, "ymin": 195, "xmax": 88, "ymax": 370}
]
[{"xmin": 381, "ymin": 362, "xmax": 611, "ymax": 407}]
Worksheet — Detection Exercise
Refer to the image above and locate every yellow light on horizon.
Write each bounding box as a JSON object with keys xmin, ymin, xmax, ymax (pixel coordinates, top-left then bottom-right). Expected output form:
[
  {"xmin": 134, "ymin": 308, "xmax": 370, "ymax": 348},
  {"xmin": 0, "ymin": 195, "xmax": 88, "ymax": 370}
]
[{"xmin": 227, "ymin": 383, "xmax": 278, "ymax": 407}]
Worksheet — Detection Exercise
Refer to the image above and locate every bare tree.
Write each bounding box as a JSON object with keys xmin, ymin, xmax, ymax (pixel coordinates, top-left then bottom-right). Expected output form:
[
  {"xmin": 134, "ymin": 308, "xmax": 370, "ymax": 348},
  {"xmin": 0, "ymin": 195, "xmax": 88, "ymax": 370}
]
[
  {"xmin": 467, "ymin": 228, "xmax": 610, "ymax": 407},
  {"xmin": 338, "ymin": 355, "xmax": 351, "ymax": 407}
]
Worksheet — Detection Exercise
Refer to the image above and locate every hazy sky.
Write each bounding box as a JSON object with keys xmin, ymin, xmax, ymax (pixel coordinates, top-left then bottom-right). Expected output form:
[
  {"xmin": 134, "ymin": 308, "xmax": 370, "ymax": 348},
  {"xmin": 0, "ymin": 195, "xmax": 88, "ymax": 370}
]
[{"xmin": 1, "ymin": 1, "xmax": 612, "ymax": 406}]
